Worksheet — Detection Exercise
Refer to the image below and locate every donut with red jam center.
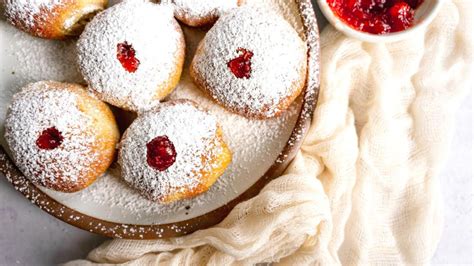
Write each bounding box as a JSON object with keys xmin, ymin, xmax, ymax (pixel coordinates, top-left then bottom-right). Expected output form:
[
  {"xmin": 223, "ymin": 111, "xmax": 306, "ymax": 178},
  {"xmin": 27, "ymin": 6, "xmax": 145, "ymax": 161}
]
[
  {"xmin": 4, "ymin": 81, "xmax": 120, "ymax": 192},
  {"xmin": 119, "ymin": 100, "xmax": 232, "ymax": 203}
]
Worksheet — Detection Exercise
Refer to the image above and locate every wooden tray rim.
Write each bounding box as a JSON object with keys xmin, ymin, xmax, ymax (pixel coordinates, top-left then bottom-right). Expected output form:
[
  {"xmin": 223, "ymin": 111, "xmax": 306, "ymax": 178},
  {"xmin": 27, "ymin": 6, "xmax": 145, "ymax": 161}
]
[{"xmin": 0, "ymin": 0, "xmax": 320, "ymax": 240}]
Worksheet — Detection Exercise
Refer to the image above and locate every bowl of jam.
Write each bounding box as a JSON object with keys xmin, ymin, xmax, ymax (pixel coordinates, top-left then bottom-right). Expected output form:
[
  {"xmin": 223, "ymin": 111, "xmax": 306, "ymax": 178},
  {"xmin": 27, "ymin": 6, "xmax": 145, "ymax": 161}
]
[{"xmin": 318, "ymin": 0, "xmax": 442, "ymax": 42}]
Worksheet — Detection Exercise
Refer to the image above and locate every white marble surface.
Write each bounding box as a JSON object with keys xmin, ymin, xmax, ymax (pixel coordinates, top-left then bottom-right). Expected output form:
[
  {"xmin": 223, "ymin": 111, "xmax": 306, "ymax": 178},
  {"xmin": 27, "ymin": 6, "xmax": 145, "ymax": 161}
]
[
  {"xmin": 431, "ymin": 93, "xmax": 473, "ymax": 265},
  {"xmin": 0, "ymin": 2, "xmax": 472, "ymax": 265}
]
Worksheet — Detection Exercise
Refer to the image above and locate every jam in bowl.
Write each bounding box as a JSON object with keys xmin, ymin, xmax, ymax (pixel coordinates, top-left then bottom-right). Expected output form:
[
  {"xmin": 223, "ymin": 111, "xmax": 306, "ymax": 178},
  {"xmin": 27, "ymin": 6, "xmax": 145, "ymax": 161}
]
[{"xmin": 317, "ymin": 0, "xmax": 442, "ymax": 42}]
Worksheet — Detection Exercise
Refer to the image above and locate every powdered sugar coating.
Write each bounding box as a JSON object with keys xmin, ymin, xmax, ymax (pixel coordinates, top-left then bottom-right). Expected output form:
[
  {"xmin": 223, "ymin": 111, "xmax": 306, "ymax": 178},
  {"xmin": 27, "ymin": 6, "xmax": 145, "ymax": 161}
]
[
  {"xmin": 162, "ymin": 0, "xmax": 240, "ymax": 26},
  {"xmin": 4, "ymin": 81, "xmax": 99, "ymax": 190},
  {"xmin": 4, "ymin": 0, "xmax": 63, "ymax": 28},
  {"xmin": 191, "ymin": 6, "xmax": 307, "ymax": 118},
  {"xmin": 77, "ymin": 0, "xmax": 185, "ymax": 112},
  {"xmin": 4, "ymin": 0, "xmax": 106, "ymax": 38},
  {"xmin": 119, "ymin": 100, "xmax": 221, "ymax": 203},
  {"xmin": 0, "ymin": 0, "xmax": 313, "ymax": 227}
]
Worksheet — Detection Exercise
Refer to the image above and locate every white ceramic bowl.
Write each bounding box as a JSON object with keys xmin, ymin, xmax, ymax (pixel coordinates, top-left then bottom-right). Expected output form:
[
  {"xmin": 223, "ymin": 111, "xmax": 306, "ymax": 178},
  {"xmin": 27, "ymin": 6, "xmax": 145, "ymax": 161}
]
[{"xmin": 317, "ymin": 0, "xmax": 443, "ymax": 42}]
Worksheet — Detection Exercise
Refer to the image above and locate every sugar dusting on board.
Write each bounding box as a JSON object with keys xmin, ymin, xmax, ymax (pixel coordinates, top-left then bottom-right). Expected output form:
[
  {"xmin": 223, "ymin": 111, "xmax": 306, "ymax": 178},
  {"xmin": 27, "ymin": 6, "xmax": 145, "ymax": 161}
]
[
  {"xmin": 12, "ymin": 34, "xmax": 84, "ymax": 83},
  {"xmin": 0, "ymin": 0, "xmax": 308, "ymax": 226}
]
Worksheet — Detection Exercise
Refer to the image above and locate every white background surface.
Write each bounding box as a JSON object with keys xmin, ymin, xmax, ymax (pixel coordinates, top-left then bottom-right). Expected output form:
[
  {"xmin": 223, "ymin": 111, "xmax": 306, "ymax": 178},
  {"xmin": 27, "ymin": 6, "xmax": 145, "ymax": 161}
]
[{"xmin": 0, "ymin": 2, "xmax": 472, "ymax": 265}]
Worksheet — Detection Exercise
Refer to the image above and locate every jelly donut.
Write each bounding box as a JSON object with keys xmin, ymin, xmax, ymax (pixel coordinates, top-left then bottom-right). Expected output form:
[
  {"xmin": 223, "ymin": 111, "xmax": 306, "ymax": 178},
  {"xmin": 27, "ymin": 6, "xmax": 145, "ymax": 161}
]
[
  {"xmin": 162, "ymin": 0, "xmax": 243, "ymax": 27},
  {"xmin": 77, "ymin": 0, "xmax": 185, "ymax": 112},
  {"xmin": 119, "ymin": 100, "xmax": 232, "ymax": 203},
  {"xmin": 4, "ymin": 81, "xmax": 120, "ymax": 192},
  {"xmin": 4, "ymin": 0, "xmax": 108, "ymax": 39},
  {"xmin": 190, "ymin": 6, "xmax": 308, "ymax": 119}
]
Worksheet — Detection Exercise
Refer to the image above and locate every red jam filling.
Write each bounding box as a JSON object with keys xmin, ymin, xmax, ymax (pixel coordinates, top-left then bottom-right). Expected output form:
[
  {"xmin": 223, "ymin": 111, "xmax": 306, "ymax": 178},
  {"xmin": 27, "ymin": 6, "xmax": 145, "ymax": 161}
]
[
  {"xmin": 227, "ymin": 48, "xmax": 254, "ymax": 79},
  {"xmin": 146, "ymin": 135, "xmax": 177, "ymax": 171},
  {"xmin": 36, "ymin": 127, "xmax": 64, "ymax": 150},
  {"xmin": 327, "ymin": 0, "xmax": 423, "ymax": 34},
  {"xmin": 117, "ymin": 41, "xmax": 140, "ymax": 73}
]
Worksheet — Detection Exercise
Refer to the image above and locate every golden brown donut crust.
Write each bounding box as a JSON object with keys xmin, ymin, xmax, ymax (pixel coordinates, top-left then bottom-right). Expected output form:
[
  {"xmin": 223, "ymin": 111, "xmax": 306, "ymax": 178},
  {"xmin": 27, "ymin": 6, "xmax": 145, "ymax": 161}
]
[
  {"xmin": 88, "ymin": 19, "xmax": 186, "ymax": 112},
  {"xmin": 76, "ymin": 1, "xmax": 186, "ymax": 112},
  {"xmin": 190, "ymin": 45, "xmax": 307, "ymax": 120},
  {"xmin": 57, "ymin": 84, "xmax": 119, "ymax": 192},
  {"xmin": 119, "ymin": 99, "xmax": 232, "ymax": 204},
  {"xmin": 189, "ymin": 5, "xmax": 308, "ymax": 119},
  {"xmin": 5, "ymin": 81, "xmax": 120, "ymax": 192},
  {"xmin": 5, "ymin": 0, "xmax": 108, "ymax": 39},
  {"xmin": 152, "ymin": 20, "xmax": 186, "ymax": 103},
  {"xmin": 160, "ymin": 126, "xmax": 232, "ymax": 203}
]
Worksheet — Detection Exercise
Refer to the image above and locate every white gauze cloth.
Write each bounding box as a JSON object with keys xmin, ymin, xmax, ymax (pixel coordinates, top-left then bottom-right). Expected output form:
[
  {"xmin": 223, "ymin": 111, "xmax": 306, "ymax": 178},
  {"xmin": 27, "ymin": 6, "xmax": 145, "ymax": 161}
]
[{"xmin": 67, "ymin": 0, "xmax": 473, "ymax": 264}]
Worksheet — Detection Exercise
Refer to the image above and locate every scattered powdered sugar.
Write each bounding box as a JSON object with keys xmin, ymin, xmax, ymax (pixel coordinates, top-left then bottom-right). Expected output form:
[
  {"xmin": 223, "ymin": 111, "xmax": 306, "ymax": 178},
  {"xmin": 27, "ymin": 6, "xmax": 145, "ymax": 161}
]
[
  {"xmin": 242, "ymin": 0, "xmax": 306, "ymax": 37},
  {"xmin": 4, "ymin": 0, "xmax": 63, "ymax": 28},
  {"xmin": 0, "ymin": 0, "xmax": 310, "ymax": 226},
  {"xmin": 119, "ymin": 101, "xmax": 218, "ymax": 202},
  {"xmin": 67, "ymin": 95, "xmax": 299, "ymax": 224},
  {"xmin": 4, "ymin": 81, "xmax": 97, "ymax": 187},
  {"xmin": 162, "ymin": 0, "xmax": 239, "ymax": 25},
  {"xmin": 48, "ymin": 22, "xmax": 302, "ymax": 224},
  {"xmin": 191, "ymin": 5, "xmax": 307, "ymax": 118},
  {"xmin": 10, "ymin": 31, "xmax": 84, "ymax": 83},
  {"xmin": 77, "ymin": 0, "xmax": 184, "ymax": 111}
]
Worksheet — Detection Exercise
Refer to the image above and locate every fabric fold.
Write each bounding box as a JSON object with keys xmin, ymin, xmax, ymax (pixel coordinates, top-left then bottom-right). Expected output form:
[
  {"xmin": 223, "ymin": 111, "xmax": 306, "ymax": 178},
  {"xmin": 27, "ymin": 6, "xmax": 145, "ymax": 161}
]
[{"xmin": 67, "ymin": 0, "xmax": 472, "ymax": 265}]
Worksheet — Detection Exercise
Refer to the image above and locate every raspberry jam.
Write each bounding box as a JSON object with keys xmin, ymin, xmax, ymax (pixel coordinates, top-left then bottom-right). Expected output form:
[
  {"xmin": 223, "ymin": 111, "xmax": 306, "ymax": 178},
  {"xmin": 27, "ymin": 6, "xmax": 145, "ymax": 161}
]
[
  {"xmin": 146, "ymin": 135, "xmax": 177, "ymax": 171},
  {"xmin": 36, "ymin": 127, "xmax": 64, "ymax": 150},
  {"xmin": 327, "ymin": 0, "xmax": 423, "ymax": 34},
  {"xmin": 117, "ymin": 41, "xmax": 140, "ymax": 73},
  {"xmin": 227, "ymin": 48, "xmax": 254, "ymax": 79}
]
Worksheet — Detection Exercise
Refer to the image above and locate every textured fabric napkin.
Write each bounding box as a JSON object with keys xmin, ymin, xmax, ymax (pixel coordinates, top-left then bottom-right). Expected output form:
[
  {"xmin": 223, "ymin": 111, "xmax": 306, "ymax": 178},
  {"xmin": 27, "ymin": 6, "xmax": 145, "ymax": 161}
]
[{"xmin": 68, "ymin": 0, "xmax": 473, "ymax": 264}]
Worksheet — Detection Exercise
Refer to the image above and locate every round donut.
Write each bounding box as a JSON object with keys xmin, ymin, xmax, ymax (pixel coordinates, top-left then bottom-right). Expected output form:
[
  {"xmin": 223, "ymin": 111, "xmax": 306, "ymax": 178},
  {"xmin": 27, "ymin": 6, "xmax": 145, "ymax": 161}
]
[
  {"xmin": 77, "ymin": 0, "xmax": 185, "ymax": 112},
  {"xmin": 190, "ymin": 6, "xmax": 308, "ymax": 119},
  {"xmin": 119, "ymin": 100, "xmax": 232, "ymax": 203},
  {"xmin": 4, "ymin": 81, "xmax": 120, "ymax": 192},
  {"xmin": 162, "ymin": 0, "xmax": 243, "ymax": 27},
  {"xmin": 4, "ymin": 0, "xmax": 108, "ymax": 39}
]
